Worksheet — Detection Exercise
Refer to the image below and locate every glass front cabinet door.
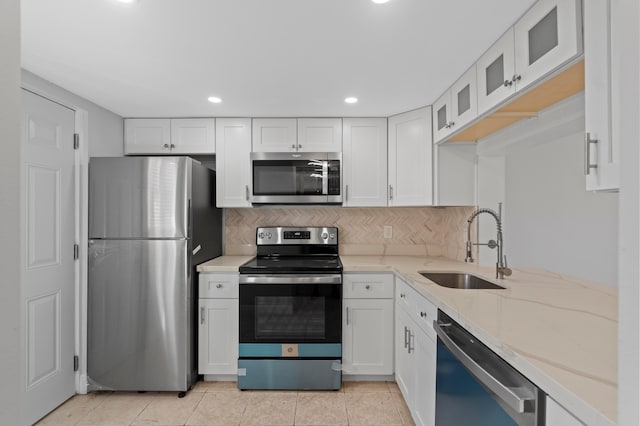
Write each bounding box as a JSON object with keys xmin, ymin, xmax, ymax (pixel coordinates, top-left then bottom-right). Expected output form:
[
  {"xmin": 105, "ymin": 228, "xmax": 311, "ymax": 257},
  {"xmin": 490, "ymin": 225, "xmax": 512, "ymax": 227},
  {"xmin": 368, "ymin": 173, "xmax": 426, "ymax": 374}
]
[
  {"xmin": 477, "ymin": 0, "xmax": 582, "ymax": 115},
  {"xmin": 433, "ymin": 65, "xmax": 478, "ymax": 143}
]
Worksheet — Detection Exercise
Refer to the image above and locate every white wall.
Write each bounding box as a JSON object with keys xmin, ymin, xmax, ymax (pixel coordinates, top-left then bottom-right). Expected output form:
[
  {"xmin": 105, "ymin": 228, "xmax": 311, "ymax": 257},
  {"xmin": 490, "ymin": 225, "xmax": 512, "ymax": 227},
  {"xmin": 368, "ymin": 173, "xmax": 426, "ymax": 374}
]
[
  {"xmin": 477, "ymin": 94, "xmax": 618, "ymax": 287},
  {"xmin": 21, "ymin": 70, "xmax": 124, "ymax": 157},
  {"xmin": 0, "ymin": 0, "xmax": 24, "ymax": 424},
  {"xmin": 504, "ymin": 131, "xmax": 618, "ymax": 285},
  {"xmin": 616, "ymin": 0, "xmax": 639, "ymax": 422}
]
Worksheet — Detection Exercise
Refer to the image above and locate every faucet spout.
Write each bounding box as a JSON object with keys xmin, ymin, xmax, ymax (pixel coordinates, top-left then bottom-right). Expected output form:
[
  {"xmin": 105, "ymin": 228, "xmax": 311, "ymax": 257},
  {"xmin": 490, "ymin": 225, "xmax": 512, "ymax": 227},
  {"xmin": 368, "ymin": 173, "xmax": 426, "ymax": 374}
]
[{"xmin": 465, "ymin": 206, "xmax": 512, "ymax": 279}]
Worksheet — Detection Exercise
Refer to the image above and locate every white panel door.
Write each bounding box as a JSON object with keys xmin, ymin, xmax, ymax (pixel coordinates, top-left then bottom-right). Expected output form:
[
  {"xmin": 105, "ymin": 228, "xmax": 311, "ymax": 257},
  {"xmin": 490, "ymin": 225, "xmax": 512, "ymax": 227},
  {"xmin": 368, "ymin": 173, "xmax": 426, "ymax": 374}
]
[
  {"xmin": 343, "ymin": 299, "xmax": 393, "ymax": 375},
  {"xmin": 215, "ymin": 118, "xmax": 252, "ymax": 207},
  {"xmin": 297, "ymin": 118, "xmax": 342, "ymax": 152},
  {"xmin": 252, "ymin": 118, "xmax": 297, "ymax": 152},
  {"xmin": 342, "ymin": 118, "xmax": 388, "ymax": 207},
  {"xmin": 170, "ymin": 118, "xmax": 215, "ymax": 154},
  {"xmin": 476, "ymin": 28, "xmax": 516, "ymax": 115},
  {"xmin": 21, "ymin": 90, "xmax": 76, "ymax": 425},
  {"xmin": 198, "ymin": 299, "xmax": 239, "ymax": 375},
  {"xmin": 388, "ymin": 107, "xmax": 433, "ymax": 206}
]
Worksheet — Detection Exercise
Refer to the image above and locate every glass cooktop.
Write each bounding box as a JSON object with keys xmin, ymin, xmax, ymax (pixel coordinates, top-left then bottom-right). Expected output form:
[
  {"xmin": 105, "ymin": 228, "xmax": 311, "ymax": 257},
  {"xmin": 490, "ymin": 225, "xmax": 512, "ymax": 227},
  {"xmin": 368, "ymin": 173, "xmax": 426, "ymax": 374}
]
[{"xmin": 239, "ymin": 255, "xmax": 343, "ymax": 274}]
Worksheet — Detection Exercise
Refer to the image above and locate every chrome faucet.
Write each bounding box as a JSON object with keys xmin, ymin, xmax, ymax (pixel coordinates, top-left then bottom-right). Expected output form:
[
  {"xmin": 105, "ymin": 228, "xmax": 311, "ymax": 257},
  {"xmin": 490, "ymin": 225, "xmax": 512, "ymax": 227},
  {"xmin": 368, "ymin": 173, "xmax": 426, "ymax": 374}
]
[{"xmin": 465, "ymin": 204, "xmax": 512, "ymax": 279}]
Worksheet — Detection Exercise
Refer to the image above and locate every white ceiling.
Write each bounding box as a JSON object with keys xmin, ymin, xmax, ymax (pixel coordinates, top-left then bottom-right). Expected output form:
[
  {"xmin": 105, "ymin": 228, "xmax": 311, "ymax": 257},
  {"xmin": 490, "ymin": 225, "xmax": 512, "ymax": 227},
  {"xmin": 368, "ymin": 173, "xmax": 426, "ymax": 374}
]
[{"xmin": 21, "ymin": 0, "xmax": 537, "ymax": 118}]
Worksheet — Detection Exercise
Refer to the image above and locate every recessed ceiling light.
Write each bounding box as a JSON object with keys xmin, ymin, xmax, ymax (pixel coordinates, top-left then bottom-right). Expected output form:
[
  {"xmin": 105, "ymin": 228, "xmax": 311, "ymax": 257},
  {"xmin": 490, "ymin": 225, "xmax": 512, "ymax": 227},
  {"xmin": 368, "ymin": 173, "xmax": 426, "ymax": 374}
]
[
  {"xmin": 344, "ymin": 97, "xmax": 358, "ymax": 104},
  {"xmin": 207, "ymin": 96, "xmax": 222, "ymax": 104},
  {"xmin": 371, "ymin": 0, "xmax": 390, "ymax": 4}
]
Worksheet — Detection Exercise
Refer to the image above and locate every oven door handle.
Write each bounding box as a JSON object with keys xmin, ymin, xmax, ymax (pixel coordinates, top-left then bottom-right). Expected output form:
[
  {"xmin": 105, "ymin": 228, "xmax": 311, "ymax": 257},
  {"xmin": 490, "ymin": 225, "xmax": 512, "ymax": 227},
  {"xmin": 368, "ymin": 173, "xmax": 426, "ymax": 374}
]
[
  {"xmin": 433, "ymin": 320, "xmax": 535, "ymax": 414},
  {"xmin": 239, "ymin": 274, "xmax": 342, "ymax": 285}
]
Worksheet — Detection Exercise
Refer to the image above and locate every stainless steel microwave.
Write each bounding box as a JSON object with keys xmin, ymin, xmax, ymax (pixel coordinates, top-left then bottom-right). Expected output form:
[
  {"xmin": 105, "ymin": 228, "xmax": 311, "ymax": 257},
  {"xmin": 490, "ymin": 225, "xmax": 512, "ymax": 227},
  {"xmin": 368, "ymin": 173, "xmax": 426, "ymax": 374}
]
[{"xmin": 250, "ymin": 152, "xmax": 342, "ymax": 205}]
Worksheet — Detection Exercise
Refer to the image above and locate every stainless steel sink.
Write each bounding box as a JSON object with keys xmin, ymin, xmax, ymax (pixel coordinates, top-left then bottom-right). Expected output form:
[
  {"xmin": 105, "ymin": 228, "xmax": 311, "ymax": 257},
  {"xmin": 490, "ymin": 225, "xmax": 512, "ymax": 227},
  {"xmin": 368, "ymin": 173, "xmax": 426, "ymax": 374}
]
[{"xmin": 419, "ymin": 272, "xmax": 506, "ymax": 290}]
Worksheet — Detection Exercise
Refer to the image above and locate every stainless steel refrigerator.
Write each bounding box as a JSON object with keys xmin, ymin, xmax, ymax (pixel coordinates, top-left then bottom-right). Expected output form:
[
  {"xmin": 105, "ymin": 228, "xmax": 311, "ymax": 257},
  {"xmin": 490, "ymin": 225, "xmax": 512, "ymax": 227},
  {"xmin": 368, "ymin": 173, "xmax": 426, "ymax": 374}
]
[{"xmin": 87, "ymin": 156, "xmax": 222, "ymax": 392}]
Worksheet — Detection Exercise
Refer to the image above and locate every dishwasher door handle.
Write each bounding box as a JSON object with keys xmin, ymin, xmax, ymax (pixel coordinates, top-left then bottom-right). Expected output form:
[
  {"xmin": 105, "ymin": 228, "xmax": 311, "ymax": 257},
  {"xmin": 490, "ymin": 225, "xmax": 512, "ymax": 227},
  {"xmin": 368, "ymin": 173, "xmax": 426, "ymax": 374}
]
[{"xmin": 433, "ymin": 320, "xmax": 535, "ymax": 414}]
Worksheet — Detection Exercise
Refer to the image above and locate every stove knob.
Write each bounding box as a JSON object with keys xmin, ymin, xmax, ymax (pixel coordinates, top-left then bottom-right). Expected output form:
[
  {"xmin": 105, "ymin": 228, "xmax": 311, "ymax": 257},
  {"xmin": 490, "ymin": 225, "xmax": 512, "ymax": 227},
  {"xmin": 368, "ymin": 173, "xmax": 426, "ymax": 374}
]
[
  {"xmin": 321, "ymin": 232, "xmax": 328, "ymax": 240},
  {"xmin": 330, "ymin": 233, "xmax": 335, "ymax": 240},
  {"xmin": 258, "ymin": 232, "xmax": 265, "ymax": 239},
  {"xmin": 267, "ymin": 232, "xmax": 273, "ymax": 239}
]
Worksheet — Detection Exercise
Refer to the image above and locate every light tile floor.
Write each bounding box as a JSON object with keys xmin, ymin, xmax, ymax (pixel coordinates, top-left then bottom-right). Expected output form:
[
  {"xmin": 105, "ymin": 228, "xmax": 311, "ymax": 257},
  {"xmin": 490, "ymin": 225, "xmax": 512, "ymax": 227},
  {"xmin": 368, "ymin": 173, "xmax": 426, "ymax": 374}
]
[{"xmin": 36, "ymin": 381, "xmax": 415, "ymax": 426}]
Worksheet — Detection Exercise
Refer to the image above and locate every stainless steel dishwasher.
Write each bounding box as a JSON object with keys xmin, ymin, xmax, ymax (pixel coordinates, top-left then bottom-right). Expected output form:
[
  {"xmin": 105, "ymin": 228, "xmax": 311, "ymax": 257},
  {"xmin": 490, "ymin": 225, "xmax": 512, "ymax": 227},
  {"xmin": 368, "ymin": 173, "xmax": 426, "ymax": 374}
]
[{"xmin": 433, "ymin": 311, "xmax": 545, "ymax": 425}]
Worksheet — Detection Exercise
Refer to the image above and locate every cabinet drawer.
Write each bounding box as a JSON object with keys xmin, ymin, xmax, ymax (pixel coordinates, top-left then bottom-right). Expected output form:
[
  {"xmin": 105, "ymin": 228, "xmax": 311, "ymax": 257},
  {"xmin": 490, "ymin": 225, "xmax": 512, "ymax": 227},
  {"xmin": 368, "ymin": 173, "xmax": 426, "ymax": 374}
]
[
  {"xmin": 343, "ymin": 274, "xmax": 394, "ymax": 299},
  {"xmin": 199, "ymin": 273, "xmax": 239, "ymax": 298},
  {"xmin": 412, "ymin": 293, "xmax": 438, "ymax": 337}
]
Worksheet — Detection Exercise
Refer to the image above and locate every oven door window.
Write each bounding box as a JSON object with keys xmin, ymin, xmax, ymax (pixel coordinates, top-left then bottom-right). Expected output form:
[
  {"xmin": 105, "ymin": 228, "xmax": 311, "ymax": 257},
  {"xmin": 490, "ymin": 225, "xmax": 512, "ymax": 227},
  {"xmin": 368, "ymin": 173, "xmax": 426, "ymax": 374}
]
[
  {"xmin": 240, "ymin": 284, "xmax": 341, "ymax": 344},
  {"xmin": 253, "ymin": 160, "xmax": 326, "ymax": 196}
]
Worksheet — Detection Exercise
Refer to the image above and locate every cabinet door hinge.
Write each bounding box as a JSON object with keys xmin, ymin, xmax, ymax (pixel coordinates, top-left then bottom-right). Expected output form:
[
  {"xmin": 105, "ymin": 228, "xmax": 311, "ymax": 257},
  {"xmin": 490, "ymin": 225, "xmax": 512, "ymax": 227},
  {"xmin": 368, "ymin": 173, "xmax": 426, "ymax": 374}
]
[
  {"xmin": 73, "ymin": 243, "xmax": 79, "ymax": 260},
  {"xmin": 74, "ymin": 133, "xmax": 80, "ymax": 150},
  {"xmin": 73, "ymin": 355, "xmax": 79, "ymax": 372}
]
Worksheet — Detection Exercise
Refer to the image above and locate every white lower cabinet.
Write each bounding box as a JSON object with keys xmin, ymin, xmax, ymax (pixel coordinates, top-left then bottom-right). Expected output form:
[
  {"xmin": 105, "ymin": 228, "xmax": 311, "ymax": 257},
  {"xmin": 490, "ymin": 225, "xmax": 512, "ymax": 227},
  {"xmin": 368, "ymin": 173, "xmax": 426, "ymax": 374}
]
[
  {"xmin": 395, "ymin": 278, "xmax": 436, "ymax": 426},
  {"xmin": 545, "ymin": 397, "xmax": 585, "ymax": 426},
  {"xmin": 413, "ymin": 327, "xmax": 436, "ymax": 426},
  {"xmin": 342, "ymin": 273, "xmax": 394, "ymax": 376},
  {"xmin": 198, "ymin": 273, "xmax": 239, "ymax": 376}
]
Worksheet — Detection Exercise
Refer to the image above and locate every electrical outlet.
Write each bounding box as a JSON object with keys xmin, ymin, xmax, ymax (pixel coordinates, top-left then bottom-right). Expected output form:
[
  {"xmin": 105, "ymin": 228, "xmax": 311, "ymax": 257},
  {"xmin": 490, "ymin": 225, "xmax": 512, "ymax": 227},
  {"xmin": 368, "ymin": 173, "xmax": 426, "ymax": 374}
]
[{"xmin": 383, "ymin": 225, "xmax": 393, "ymax": 239}]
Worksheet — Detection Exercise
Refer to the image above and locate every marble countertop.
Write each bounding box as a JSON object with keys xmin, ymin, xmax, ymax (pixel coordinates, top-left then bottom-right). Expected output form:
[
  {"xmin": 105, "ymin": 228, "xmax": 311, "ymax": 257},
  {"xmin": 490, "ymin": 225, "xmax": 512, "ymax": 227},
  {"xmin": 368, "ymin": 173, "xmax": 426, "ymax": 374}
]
[{"xmin": 197, "ymin": 255, "xmax": 617, "ymax": 425}]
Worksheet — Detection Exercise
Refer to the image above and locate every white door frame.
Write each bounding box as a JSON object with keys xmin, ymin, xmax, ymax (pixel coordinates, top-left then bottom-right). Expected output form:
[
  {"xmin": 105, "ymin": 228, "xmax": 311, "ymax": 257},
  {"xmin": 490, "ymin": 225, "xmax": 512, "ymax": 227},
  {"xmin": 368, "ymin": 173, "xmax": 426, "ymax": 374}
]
[{"xmin": 21, "ymin": 84, "xmax": 90, "ymax": 395}]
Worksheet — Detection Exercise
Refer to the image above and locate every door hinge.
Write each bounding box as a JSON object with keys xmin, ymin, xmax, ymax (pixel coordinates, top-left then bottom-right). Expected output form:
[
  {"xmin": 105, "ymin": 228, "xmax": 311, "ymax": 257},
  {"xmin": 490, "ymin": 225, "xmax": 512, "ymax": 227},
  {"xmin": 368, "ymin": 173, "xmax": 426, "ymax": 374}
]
[
  {"xmin": 73, "ymin": 355, "xmax": 79, "ymax": 372},
  {"xmin": 73, "ymin": 133, "xmax": 80, "ymax": 150},
  {"xmin": 73, "ymin": 243, "xmax": 79, "ymax": 260}
]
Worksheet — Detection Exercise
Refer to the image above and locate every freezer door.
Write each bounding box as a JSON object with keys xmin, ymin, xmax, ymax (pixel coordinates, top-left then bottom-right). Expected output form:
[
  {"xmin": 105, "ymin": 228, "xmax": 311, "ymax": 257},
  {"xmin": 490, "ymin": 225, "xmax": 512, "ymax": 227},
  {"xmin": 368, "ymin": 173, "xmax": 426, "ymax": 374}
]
[
  {"xmin": 87, "ymin": 239, "xmax": 193, "ymax": 391},
  {"xmin": 89, "ymin": 157, "xmax": 190, "ymax": 238}
]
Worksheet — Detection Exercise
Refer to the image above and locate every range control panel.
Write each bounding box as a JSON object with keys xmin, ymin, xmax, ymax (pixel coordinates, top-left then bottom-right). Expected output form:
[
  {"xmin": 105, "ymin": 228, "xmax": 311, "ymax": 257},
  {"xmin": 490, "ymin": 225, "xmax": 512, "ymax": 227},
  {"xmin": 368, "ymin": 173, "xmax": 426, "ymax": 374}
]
[{"xmin": 256, "ymin": 227, "xmax": 338, "ymax": 246}]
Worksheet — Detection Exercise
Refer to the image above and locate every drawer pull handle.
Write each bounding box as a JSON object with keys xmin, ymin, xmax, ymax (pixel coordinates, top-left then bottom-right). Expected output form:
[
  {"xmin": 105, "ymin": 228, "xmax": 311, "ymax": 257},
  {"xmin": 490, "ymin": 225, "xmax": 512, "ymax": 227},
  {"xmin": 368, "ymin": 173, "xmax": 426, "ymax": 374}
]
[
  {"xmin": 400, "ymin": 293, "xmax": 405, "ymax": 298},
  {"xmin": 365, "ymin": 285, "xmax": 370, "ymax": 290},
  {"xmin": 403, "ymin": 326, "xmax": 409, "ymax": 348},
  {"xmin": 200, "ymin": 307, "xmax": 205, "ymax": 325},
  {"xmin": 216, "ymin": 283, "xmax": 223, "ymax": 289},
  {"xmin": 420, "ymin": 312, "xmax": 427, "ymax": 318}
]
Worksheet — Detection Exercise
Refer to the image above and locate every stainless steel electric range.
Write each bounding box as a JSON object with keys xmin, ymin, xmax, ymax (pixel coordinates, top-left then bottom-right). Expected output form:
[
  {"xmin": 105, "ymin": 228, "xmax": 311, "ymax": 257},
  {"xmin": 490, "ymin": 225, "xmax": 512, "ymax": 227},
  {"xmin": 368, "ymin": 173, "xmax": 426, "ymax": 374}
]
[{"xmin": 237, "ymin": 226, "xmax": 343, "ymax": 390}]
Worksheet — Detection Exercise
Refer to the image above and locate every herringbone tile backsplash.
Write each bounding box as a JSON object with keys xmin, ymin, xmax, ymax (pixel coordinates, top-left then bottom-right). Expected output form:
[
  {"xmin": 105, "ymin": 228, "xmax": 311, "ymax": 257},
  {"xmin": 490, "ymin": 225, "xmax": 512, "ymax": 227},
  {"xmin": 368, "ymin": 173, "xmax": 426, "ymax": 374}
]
[{"xmin": 224, "ymin": 206, "xmax": 474, "ymax": 262}]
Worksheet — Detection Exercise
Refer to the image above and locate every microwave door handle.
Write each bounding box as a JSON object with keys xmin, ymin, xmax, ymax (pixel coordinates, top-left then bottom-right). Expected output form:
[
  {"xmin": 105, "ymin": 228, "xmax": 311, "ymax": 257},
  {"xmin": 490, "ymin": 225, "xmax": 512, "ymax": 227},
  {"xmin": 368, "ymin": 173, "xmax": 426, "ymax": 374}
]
[{"xmin": 322, "ymin": 160, "xmax": 329, "ymax": 195}]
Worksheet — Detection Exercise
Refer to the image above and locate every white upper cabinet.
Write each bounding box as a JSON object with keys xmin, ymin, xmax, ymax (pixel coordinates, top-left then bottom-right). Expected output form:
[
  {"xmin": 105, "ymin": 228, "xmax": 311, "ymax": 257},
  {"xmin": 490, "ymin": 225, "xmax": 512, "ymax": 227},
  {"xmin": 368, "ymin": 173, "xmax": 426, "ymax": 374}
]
[
  {"xmin": 433, "ymin": 65, "xmax": 478, "ymax": 143},
  {"xmin": 476, "ymin": 28, "xmax": 517, "ymax": 115},
  {"xmin": 252, "ymin": 118, "xmax": 342, "ymax": 152},
  {"xmin": 342, "ymin": 118, "xmax": 388, "ymax": 207},
  {"xmin": 298, "ymin": 118, "xmax": 342, "ymax": 152},
  {"xmin": 252, "ymin": 118, "xmax": 297, "ymax": 152},
  {"xmin": 584, "ymin": 0, "xmax": 619, "ymax": 191},
  {"xmin": 215, "ymin": 118, "xmax": 252, "ymax": 208},
  {"xmin": 477, "ymin": 0, "xmax": 582, "ymax": 115},
  {"xmin": 124, "ymin": 118, "xmax": 171, "ymax": 154},
  {"xmin": 514, "ymin": 0, "xmax": 582, "ymax": 90},
  {"xmin": 170, "ymin": 118, "xmax": 215, "ymax": 154},
  {"xmin": 124, "ymin": 118, "xmax": 215, "ymax": 155},
  {"xmin": 388, "ymin": 107, "xmax": 433, "ymax": 206}
]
